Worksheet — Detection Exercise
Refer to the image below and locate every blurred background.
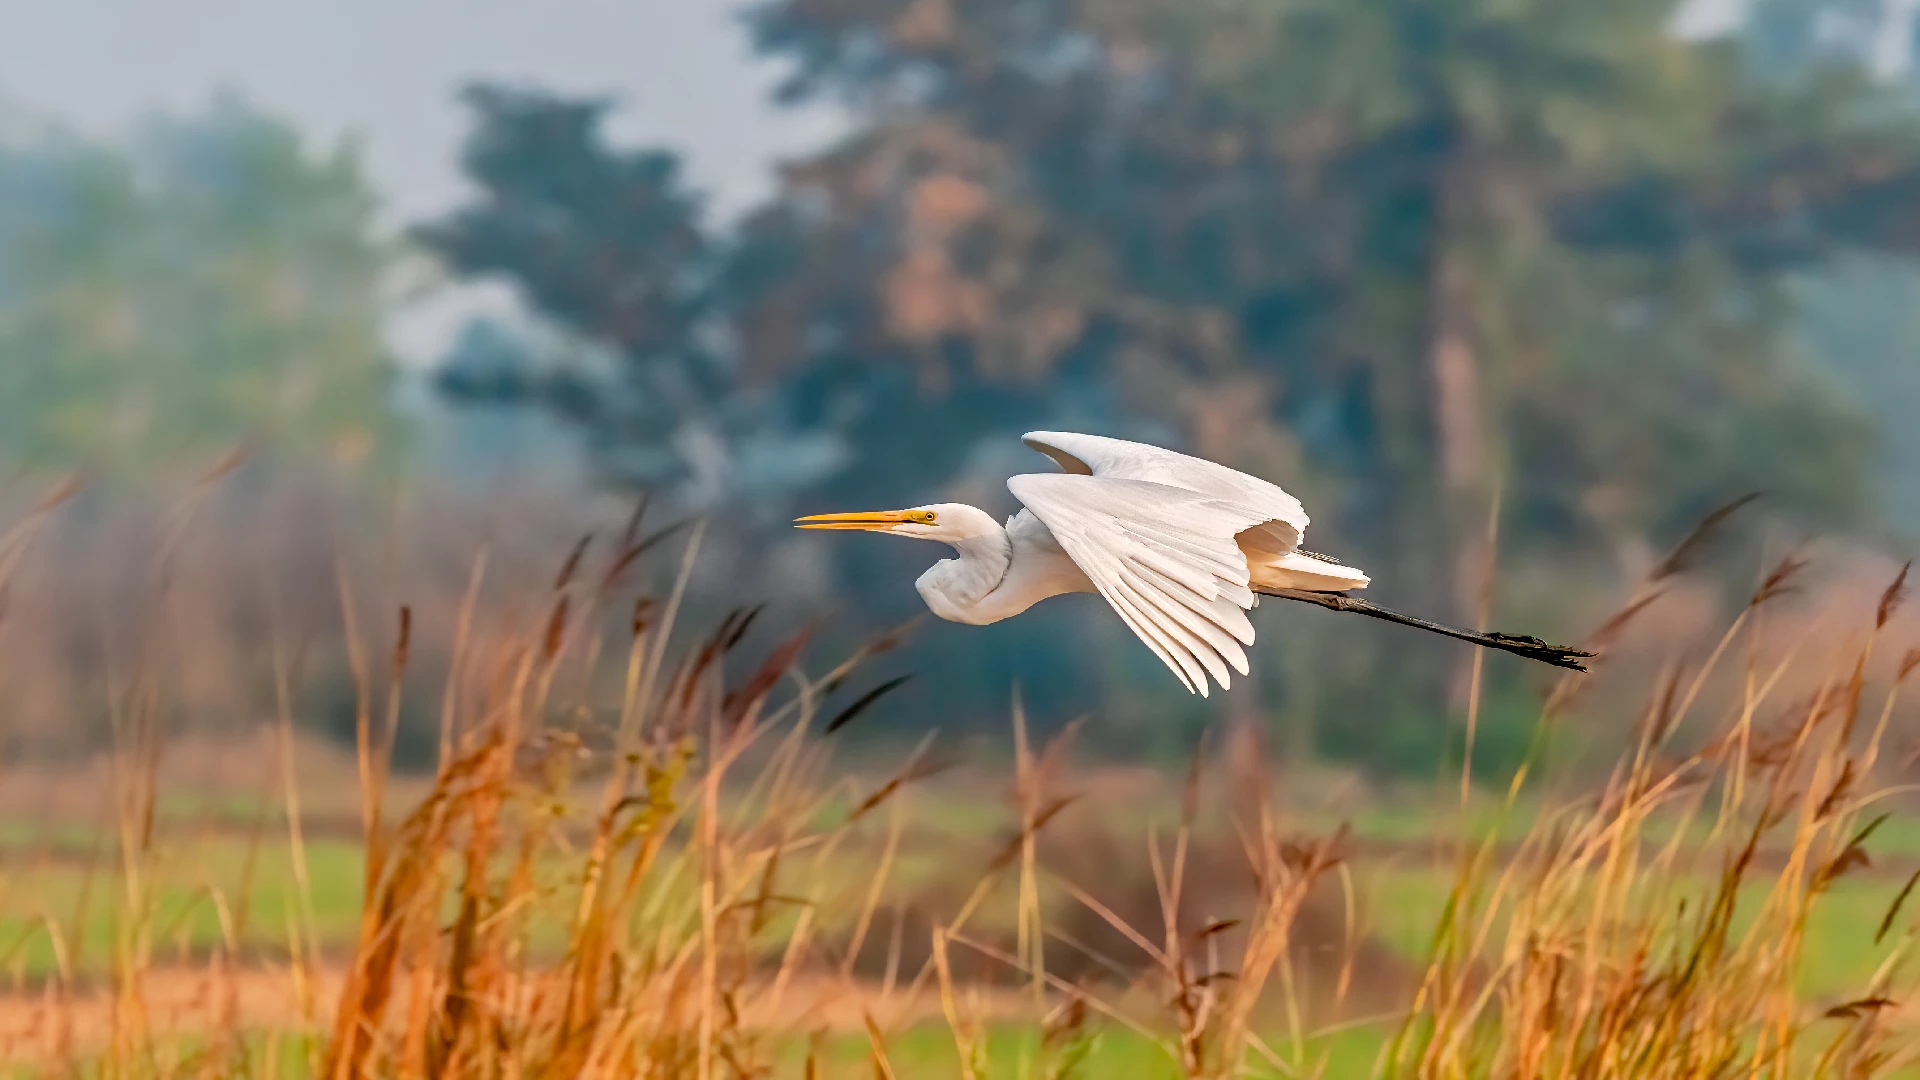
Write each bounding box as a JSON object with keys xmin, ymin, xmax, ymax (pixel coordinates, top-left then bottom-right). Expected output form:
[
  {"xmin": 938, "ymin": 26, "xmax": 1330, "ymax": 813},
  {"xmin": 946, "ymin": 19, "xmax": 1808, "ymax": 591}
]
[{"xmin": 1, "ymin": 0, "xmax": 1917, "ymax": 781}]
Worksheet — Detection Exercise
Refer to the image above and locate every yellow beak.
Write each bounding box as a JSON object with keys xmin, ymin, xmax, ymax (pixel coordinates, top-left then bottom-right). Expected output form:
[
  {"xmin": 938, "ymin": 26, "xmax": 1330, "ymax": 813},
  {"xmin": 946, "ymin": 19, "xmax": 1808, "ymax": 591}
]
[{"xmin": 794, "ymin": 510, "xmax": 915, "ymax": 532}]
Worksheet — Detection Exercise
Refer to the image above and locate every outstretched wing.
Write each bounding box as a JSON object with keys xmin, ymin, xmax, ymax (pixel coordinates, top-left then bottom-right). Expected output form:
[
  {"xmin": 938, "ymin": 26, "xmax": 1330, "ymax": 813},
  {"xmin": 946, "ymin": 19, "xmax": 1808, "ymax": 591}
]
[
  {"xmin": 1009, "ymin": 472, "xmax": 1271, "ymax": 697},
  {"xmin": 1021, "ymin": 431, "xmax": 1308, "ymax": 554}
]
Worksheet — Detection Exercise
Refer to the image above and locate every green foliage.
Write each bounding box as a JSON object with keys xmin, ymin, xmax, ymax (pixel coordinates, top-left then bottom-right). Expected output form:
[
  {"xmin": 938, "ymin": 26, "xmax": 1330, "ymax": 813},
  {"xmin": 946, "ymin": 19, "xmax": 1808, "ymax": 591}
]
[{"xmin": 0, "ymin": 96, "xmax": 397, "ymax": 475}]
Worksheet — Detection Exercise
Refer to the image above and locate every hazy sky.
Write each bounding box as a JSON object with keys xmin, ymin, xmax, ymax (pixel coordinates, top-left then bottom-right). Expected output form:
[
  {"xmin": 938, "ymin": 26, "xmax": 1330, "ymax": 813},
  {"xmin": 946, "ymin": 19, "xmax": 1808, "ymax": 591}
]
[
  {"xmin": 0, "ymin": 0, "xmax": 1747, "ymax": 361},
  {"xmin": 0, "ymin": 0, "xmax": 848, "ymax": 359},
  {"xmin": 0, "ymin": 0, "xmax": 1754, "ymax": 226},
  {"xmin": 0, "ymin": 0, "xmax": 842, "ymax": 224}
]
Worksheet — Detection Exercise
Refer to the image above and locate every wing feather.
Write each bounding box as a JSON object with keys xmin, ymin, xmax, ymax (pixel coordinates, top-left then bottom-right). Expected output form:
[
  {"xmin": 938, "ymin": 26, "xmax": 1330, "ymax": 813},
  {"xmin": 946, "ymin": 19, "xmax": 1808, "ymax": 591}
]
[
  {"xmin": 1118, "ymin": 563, "xmax": 1250, "ymax": 681},
  {"xmin": 1125, "ymin": 560, "xmax": 1255, "ymax": 651},
  {"xmin": 1011, "ymin": 431, "xmax": 1323, "ymax": 694},
  {"xmin": 1059, "ymin": 530, "xmax": 1206, "ymax": 693},
  {"xmin": 1023, "ymin": 431, "xmax": 1308, "ymax": 546},
  {"xmin": 1010, "ymin": 472, "xmax": 1273, "ymax": 696},
  {"xmin": 1104, "ymin": 587, "xmax": 1206, "ymax": 694}
]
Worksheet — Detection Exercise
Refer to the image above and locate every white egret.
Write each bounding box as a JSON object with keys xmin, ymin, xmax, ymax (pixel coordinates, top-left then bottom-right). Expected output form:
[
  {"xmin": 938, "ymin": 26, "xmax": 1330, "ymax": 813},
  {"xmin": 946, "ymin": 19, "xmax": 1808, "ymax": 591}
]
[{"xmin": 797, "ymin": 431, "xmax": 1591, "ymax": 695}]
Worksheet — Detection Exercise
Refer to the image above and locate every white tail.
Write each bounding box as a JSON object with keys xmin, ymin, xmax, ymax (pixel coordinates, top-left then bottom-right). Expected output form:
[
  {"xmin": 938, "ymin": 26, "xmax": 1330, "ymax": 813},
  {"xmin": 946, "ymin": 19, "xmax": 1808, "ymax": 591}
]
[{"xmin": 1249, "ymin": 551, "xmax": 1371, "ymax": 593}]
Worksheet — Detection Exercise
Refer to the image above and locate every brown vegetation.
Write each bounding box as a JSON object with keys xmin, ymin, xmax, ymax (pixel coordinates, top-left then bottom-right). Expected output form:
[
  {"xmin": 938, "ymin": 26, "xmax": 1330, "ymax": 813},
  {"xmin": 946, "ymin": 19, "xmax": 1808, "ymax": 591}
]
[{"xmin": 1, "ymin": 475, "xmax": 1919, "ymax": 1077}]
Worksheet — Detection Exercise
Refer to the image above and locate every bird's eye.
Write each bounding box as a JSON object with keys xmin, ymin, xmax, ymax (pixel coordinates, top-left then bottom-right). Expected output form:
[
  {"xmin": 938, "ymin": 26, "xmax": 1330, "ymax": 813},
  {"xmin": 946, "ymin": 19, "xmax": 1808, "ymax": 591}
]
[{"xmin": 913, "ymin": 511, "xmax": 937, "ymax": 524}]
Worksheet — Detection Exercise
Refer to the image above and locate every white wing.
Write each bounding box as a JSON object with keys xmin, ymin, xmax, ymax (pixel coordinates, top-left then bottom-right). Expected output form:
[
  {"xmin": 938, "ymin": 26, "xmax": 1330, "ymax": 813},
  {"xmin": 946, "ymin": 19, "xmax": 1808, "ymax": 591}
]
[
  {"xmin": 1013, "ymin": 431, "xmax": 1319, "ymax": 696},
  {"xmin": 1022, "ymin": 431, "xmax": 1308, "ymax": 556},
  {"xmin": 1008, "ymin": 473, "xmax": 1270, "ymax": 697}
]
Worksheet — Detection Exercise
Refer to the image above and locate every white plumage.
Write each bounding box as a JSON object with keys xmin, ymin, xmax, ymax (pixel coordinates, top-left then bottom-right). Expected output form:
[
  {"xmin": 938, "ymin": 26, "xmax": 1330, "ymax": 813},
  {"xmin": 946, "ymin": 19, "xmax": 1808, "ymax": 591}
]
[
  {"xmin": 797, "ymin": 430, "xmax": 1372, "ymax": 695},
  {"xmin": 799, "ymin": 429, "xmax": 1588, "ymax": 693}
]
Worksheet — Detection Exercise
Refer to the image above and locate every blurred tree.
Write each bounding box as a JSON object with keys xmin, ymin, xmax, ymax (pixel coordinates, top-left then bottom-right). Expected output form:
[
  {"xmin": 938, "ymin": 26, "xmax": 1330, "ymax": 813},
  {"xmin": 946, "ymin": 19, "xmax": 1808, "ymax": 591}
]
[
  {"xmin": 1793, "ymin": 255, "xmax": 1920, "ymax": 536},
  {"xmin": 737, "ymin": 0, "xmax": 1920, "ymax": 740},
  {"xmin": 745, "ymin": 0, "xmax": 1920, "ymax": 570},
  {"xmin": 418, "ymin": 86, "xmax": 854, "ymax": 515},
  {"xmin": 417, "ymin": 85, "xmax": 1136, "ymax": 730},
  {"xmin": 424, "ymin": 1, "xmax": 1920, "ymax": 767},
  {"xmin": 0, "ymin": 96, "xmax": 398, "ymax": 475},
  {"xmin": 1740, "ymin": 0, "xmax": 1920, "ymax": 539}
]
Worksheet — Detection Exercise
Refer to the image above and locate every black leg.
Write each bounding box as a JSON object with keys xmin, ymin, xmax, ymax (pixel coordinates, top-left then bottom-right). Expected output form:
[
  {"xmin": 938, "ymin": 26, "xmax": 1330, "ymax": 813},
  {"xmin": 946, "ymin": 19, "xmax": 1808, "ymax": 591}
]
[{"xmin": 1257, "ymin": 588, "xmax": 1595, "ymax": 672}]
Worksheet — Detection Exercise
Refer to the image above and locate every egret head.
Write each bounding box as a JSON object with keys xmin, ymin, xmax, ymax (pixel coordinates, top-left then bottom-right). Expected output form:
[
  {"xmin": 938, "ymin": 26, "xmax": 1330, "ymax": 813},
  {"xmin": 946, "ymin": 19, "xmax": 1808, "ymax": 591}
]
[{"xmin": 794, "ymin": 503, "xmax": 1000, "ymax": 545}]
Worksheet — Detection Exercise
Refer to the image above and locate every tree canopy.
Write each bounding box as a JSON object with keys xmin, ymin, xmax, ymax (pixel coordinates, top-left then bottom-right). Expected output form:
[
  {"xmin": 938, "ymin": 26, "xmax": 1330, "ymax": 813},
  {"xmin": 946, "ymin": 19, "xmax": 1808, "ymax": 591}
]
[
  {"xmin": 419, "ymin": 0, "xmax": 1920, "ymax": 767},
  {"xmin": 0, "ymin": 96, "xmax": 397, "ymax": 476}
]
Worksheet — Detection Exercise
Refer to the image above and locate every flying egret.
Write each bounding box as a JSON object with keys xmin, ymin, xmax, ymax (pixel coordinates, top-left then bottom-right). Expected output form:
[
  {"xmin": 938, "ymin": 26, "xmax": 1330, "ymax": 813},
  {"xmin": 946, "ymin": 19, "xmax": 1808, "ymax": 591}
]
[{"xmin": 797, "ymin": 431, "xmax": 1591, "ymax": 695}]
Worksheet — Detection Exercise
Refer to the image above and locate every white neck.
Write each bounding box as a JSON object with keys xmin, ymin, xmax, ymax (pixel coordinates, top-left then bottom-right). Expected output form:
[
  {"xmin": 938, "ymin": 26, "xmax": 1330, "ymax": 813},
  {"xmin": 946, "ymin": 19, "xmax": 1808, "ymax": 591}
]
[
  {"xmin": 912, "ymin": 507, "xmax": 1095, "ymax": 626},
  {"xmin": 915, "ymin": 528, "xmax": 1014, "ymax": 625}
]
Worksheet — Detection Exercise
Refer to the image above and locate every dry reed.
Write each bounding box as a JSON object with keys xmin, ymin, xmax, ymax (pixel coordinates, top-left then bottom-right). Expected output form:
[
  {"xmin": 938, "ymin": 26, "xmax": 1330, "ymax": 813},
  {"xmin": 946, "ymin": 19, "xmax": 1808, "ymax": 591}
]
[{"xmin": 0, "ymin": 478, "xmax": 1915, "ymax": 1078}]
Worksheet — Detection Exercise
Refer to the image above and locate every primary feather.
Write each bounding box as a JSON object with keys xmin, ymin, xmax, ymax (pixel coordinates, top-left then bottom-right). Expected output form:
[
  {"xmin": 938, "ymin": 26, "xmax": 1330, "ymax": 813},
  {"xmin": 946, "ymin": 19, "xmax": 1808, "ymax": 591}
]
[
  {"xmin": 1010, "ymin": 474, "xmax": 1266, "ymax": 695},
  {"xmin": 1013, "ymin": 431, "xmax": 1364, "ymax": 695}
]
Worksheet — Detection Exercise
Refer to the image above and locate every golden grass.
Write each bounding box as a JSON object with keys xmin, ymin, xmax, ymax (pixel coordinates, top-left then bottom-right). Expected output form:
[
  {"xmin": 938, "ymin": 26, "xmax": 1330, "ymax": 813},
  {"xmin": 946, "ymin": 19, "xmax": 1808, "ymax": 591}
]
[{"xmin": 0, "ymin": 475, "xmax": 1917, "ymax": 1078}]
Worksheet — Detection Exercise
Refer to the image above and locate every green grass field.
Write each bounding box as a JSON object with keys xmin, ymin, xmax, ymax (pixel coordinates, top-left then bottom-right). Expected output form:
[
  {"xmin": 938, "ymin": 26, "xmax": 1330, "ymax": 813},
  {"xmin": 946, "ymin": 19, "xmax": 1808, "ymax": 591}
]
[{"xmin": 1, "ymin": 779, "xmax": 1910, "ymax": 1012}]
